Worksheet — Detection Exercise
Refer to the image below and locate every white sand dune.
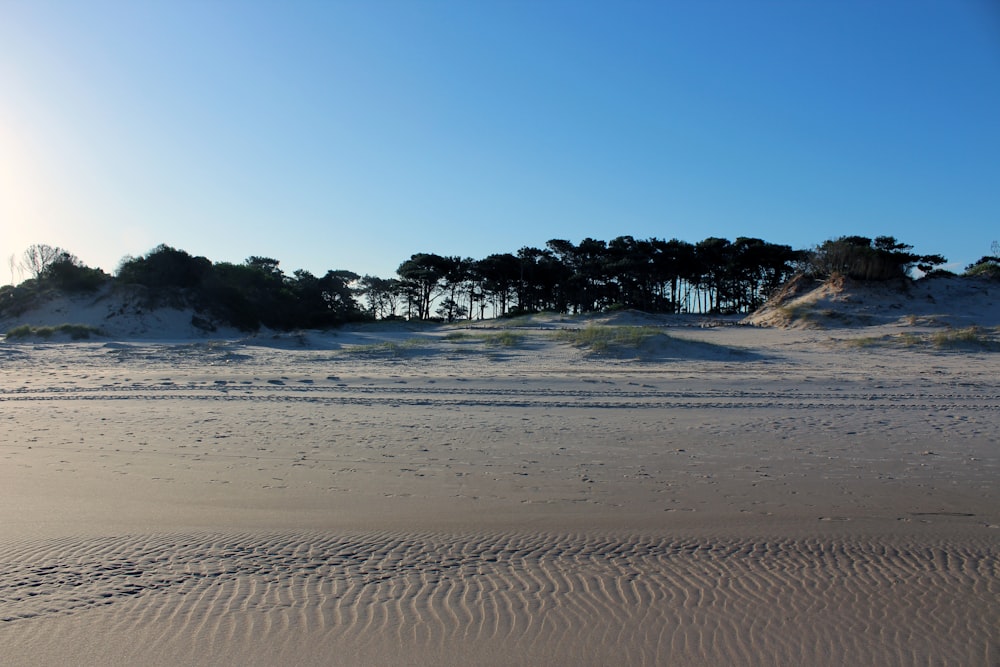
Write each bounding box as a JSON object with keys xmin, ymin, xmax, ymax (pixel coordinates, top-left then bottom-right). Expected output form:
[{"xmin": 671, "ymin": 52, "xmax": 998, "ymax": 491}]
[
  {"xmin": 746, "ymin": 273, "xmax": 1000, "ymax": 329},
  {"xmin": 1, "ymin": 279, "xmax": 998, "ymax": 665},
  {"xmin": 0, "ymin": 283, "xmax": 244, "ymax": 340}
]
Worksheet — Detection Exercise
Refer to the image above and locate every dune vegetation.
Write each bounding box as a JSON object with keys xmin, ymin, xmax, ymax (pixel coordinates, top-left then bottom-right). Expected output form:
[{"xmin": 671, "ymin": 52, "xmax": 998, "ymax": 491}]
[
  {"xmin": 5, "ymin": 323, "xmax": 103, "ymax": 340},
  {"xmin": 444, "ymin": 331, "xmax": 524, "ymax": 347},
  {"xmin": 846, "ymin": 326, "xmax": 1000, "ymax": 352},
  {"xmin": 552, "ymin": 325, "xmax": 667, "ymax": 354}
]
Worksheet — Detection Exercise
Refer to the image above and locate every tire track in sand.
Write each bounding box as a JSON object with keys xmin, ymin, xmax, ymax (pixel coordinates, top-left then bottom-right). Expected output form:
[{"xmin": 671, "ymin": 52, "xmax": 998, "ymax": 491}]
[{"xmin": 2, "ymin": 382, "xmax": 998, "ymax": 412}]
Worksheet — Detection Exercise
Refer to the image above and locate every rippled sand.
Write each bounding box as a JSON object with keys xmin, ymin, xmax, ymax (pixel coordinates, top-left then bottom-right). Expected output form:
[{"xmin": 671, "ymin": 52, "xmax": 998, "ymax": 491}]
[
  {"xmin": 2, "ymin": 531, "xmax": 996, "ymax": 666},
  {"xmin": 1, "ymin": 322, "xmax": 997, "ymax": 665}
]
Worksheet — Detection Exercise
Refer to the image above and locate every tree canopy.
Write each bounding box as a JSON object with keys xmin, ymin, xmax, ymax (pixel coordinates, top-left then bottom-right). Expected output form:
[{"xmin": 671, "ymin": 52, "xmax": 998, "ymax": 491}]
[
  {"xmin": 387, "ymin": 236, "xmax": 803, "ymax": 319},
  {"xmin": 805, "ymin": 236, "xmax": 946, "ymax": 281}
]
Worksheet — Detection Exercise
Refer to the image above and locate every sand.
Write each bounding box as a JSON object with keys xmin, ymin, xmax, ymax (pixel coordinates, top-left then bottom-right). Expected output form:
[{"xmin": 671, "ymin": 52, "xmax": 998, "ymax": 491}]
[{"xmin": 1, "ymin": 308, "xmax": 998, "ymax": 665}]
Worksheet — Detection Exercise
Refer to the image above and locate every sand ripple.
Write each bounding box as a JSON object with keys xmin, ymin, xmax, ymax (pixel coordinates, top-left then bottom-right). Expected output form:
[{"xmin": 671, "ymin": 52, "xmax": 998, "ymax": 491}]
[{"xmin": 1, "ymin": 532, "xmax": 996, "ymax": 666}]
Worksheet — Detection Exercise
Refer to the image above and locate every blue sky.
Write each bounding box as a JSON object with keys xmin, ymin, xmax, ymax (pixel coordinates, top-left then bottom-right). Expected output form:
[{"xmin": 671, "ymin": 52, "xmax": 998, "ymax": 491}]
[{"xmin": 1, "ymin": 0, "xmax": 998, "ymax": 283}]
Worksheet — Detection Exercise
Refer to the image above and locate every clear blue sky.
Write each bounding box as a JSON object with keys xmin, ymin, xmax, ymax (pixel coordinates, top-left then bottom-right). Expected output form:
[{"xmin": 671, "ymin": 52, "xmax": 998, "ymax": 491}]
[{"xmin": 2, "ymin": 0, "xmax": 998, "ymax": 283}]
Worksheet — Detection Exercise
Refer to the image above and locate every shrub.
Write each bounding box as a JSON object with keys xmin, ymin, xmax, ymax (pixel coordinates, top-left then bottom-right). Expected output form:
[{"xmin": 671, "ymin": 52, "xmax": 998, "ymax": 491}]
[{"xmin": 964, "ymin": 256, "xmax": 1000, "ymax": 280}]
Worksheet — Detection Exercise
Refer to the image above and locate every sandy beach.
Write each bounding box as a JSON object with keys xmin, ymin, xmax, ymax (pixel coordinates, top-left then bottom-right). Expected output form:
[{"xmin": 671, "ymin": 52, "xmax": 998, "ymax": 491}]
[
  {"xmin": 1, "ymin": 309, "xmax": 997, "ymax": 665},
  {"xmin": 5, "ymin": 0, "xmax": 998, "ymax": 661}
]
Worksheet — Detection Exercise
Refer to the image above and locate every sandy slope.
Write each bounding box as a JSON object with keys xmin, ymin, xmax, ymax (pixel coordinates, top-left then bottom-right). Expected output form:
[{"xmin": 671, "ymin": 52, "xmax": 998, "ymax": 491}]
[
  {"xmin": 0, "ymin": 287, "xmax": 998, "ymax": 665},
  {"xmin": 745, "ymin": 273, "xmax": 1000, "ymax": 328},
  {"xmin": 0, "ymin": 282, "xmax": 244, "ymax": 339}
]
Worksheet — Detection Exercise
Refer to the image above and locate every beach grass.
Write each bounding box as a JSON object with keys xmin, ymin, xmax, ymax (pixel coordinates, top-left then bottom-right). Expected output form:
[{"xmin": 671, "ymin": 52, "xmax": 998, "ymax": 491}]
[
  {"xmin": 5, "ymin": 323, "xmax": 103, "ymax": 340},
  {"xmin": 347, "ymin": 338, "xmax": 428, "ymax": 357},
  {"xmin": 930, "ymin": 326, "xmax": 999, "ymax": 350},
  {"xmin": 551, "ymin": 325, "xmax": 665, "ymax": 354},
  {"xmin": 844, "ymin": 335, "xmax": 886, "ymax": 348},
  {"xmin": 445, "ymin": 330, "xmax": 524, "ymax": 347},
  {"xmin": 844, "ymin": 326, "xmax": 999, "ymax": 352},
  {"xmin": 776, "ymin": 304, "xmax": 822, "ymax": 326}
]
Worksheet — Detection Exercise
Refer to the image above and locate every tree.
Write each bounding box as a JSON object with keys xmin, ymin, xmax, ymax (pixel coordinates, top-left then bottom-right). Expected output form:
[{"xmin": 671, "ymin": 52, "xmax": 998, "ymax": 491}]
[
  {"xmin": 245, "ymin": 256, "xmax": 284, "ymax": 282},
  {"xmin": 318, "ymin": 270, "xmax": 361, "ymax": 321},
  {"xmin": 516, "ymin": 246, "xmax": 564, "ymax": 314},
  {"xmin": 726, "ymin": 238, "xmax": 800, "ymax": 312},
  {"xmin": 200, "ymin": 262, "xmax": 262, "ymax": 330},
  {"xmin": 545, "ymin": 239, "xmax": 585, "ymax": 313},
  {"xmin": 20, "ymin": 244, "xmax": 68, "ymax": 279},
  {"xmin": 575, "ymin": 238, "xmax": 611, "ymax": 311},
  {"xmin": 475, "ymin": 253, "xmax": 520, "ymax": 317},
  {"xmin": 435, "ymin": 297, "xmax": 468, "ymax": 321},
  {"xmin": 693, "ymin": 237, "xmax": 733, "ymax": 313},
  {"xmin": 357, "ymin": 275, "xmax": 403, "ymax": 319},
  {"xmin": 807, "ymin": 236, "xmax": 946, "ymax": 281},
  {"xmin": 650, "ymin": 238, "xmax": 697, "ymax": 313},
  {"xmin": 117, "ymin": 244, "xmax": 212, "ymax": 289},
  {"xmin": 397, "ymin": 253, "xmax": 451, "ymax": 319},
  {"xmin": 439, "ymin": 256, "xmax": 471, "ymax": 322},
  {"xmin": 40, "ymin": 253, "xmax": 108, "ymax": 292},
  {"xmin": 286, "ymin": 269, "xmax": 362, "ymax": 327},
  {"xmin": 605, "ymin": 236, "xmax": 659, "ymax": 311}
]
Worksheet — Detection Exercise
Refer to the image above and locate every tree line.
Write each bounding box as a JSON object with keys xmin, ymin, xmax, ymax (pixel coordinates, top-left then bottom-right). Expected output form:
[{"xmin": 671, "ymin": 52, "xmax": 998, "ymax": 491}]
[
  {"xmin": 362, "ymin": 235, "xmax": 957, "ymax": 321},
  {"xmin": 2, "ymin": 234, "xmax": 979, "ymax": 331},
  {"xmin": 377, "ymin": 236, "xmax": 802, "ymax": 321}
]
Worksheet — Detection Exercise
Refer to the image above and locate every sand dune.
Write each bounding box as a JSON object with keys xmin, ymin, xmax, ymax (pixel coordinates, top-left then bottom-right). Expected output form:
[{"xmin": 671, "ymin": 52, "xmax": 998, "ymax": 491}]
[{"xmin": 1, "ymin": 310, "xmax": 998, "ymax": 665}]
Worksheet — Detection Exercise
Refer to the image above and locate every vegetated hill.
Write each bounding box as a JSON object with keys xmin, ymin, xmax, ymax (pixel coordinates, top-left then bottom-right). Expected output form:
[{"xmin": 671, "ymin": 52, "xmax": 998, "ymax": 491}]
[
  {"xmin": 744, "ymin": 273, "xmax": 1000, "ymax": 329},
  {"xmin": 6, "ymin": 269, "xmax": 998, "ymax": 340},
  {"xmin": 0, "ymin": 282, "xmax": 241, "ymax": 340}
]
